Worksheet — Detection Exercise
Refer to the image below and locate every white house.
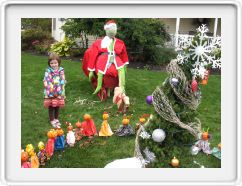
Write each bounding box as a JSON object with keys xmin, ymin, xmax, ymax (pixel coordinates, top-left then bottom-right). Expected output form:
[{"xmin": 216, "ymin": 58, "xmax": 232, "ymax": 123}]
[{"xmin": 51, "ymin": 18, "xmax": 221, "ymax": 48}]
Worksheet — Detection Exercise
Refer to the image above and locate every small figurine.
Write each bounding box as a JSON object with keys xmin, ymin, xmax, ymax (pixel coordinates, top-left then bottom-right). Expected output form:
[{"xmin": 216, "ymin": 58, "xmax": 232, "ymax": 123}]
[
  {"xmin": 113, "ymin": 87, "xmax": 130, "ymax": 114},
  {"xmin": 55, "ymin": 127, "xmax": 65, "ymax": 150},
  {"xmin": 37, "ymin": 141, "xmax": 47, "ymax": 166},
  {"xmin": 115, "ymin": 117, "xmax": 134, "ymax": 137},
  {"xmin": 21, "ymin": 150, "xmax": 31, "ymax": 168},
  {"xmin": 212, "ymin": 143, "xmax": 221, "ymax": 160},
  {"xmin": 81, "ymin": 114, "xmax": 97, "ymax": 137},
  {"xmin": 191, "ymin": 128, "xmax": 212, "ymax": 155},
  {"xmin": 75, "ymin": 119, "xmax": 83, "ymax": 141},
  {"xmin": 135, "ymin": 116, "xmax": 147, "ymax": 133},
  {"xmin": 99, "ymin": 112, "xmax": 113, "ymax": 137},
  {"xmin": 29, "ymin": 149, "xmax": 39, "ymax": 168},
  {"xmin": 45, "ymin": 129, "xmax": 57, "ymax": 160},
  {"xmin": 66, "ymin": 123, "xmax": 76, "ymax": 147}
]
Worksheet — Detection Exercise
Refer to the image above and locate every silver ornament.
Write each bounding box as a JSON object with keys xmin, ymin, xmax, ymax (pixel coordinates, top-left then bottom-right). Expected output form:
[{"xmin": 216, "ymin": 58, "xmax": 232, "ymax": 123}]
[
  {"xmin": 171, "ymin": 78, "xmax": 179, "ymax": 86},
  {"xmin": 152, "ymin": 129, "xmax": 166, "ymax": 143}
]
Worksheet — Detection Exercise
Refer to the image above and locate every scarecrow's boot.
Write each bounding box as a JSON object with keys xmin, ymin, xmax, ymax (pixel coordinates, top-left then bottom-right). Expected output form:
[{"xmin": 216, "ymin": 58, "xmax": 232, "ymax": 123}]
[{"xmin": 93, "ymin": 72, "xmax": 103, "ymax": 94}]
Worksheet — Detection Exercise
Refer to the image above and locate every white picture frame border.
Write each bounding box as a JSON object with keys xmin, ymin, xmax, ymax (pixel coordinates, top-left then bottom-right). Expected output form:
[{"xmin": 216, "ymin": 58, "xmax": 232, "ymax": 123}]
[{"xmin": 0, "ymin": 0, "xmax": 242, "ymax": 185}]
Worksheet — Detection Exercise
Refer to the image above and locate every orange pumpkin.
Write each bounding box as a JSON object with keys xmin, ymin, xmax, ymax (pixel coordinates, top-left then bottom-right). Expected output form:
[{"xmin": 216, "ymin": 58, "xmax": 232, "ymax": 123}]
[
  {"xmin": 139, "ymin": 117, "xmax": 146, "ymax": 124},
  {"xmin": 75, "ymin": 119, "xmax": 82, "ymax": 128},
  {"xmin": 21, "ymin": 151, "xmax": 29, "ymax": 162},
  {"xmin": 67, "ymin": 125, "xmax": 73, "ymax": 131},
  {"xmin": 103, "ymin": 113, "xmax": 109, "ymax": 120},
  {"xmin": 83, "ymin": 114, "xmax": 91, "ymax": 121},
  {"xmin": 202, "ymin": 131, "xmax": 209, "ymax": 141},
  {"xmin": 47, "ymin": 129, "xmax": 57, "ymax": 139},
  {"xmin": 56, "ymin": 128, "xmax": 64, "ymax": 136},
  {"xmin": 122, "ymin": 118, "xmax": 130, "ymax": 125}
]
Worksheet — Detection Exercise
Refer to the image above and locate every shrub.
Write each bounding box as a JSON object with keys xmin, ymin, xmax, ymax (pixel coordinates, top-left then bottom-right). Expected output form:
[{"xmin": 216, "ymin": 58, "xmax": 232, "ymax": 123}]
[
  {"xmin": 151, "ymin": 47, "xmax": 178, "ymax": 65},
  {"xmin": 33, "ymin": 38, "xmax": 55, "ymax": 55},
  {"xmin": 69, "ymin": 47, "xmax": 86, "ymax": 57},
  {"xmin": 49, "ymin": 37, "xmax": 75, "ymax": 57},
  {"xmin": 21, "ymin": 29, "xmax": 52, "ymax": 50}
]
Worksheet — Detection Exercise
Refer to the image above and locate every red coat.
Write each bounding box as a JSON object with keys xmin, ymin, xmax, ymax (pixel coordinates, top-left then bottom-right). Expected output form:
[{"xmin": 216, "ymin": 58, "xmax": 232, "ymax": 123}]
[{"xmin": 88, "ymin": 37, "xmax": 129, "ymax": 75}]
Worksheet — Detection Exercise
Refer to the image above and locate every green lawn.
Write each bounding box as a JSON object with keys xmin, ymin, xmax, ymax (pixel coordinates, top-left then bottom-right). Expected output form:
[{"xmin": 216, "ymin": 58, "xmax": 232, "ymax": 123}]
[{"xmin": 21, "ymin": 52, "xmax": 221, "ymax": 168}]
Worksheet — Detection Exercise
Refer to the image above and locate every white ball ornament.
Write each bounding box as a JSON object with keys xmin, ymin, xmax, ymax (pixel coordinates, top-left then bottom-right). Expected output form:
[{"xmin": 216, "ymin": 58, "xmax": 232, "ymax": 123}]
[{"xmin": 152, "ymin": 129, "xmax": 166, "ymax": 143}]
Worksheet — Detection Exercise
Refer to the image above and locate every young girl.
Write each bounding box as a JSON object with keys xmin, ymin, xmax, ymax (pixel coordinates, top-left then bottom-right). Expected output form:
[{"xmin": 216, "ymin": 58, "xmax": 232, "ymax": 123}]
[{"xmin": 43, "ymin": 53, "xmax": 65, "ymax": 128}]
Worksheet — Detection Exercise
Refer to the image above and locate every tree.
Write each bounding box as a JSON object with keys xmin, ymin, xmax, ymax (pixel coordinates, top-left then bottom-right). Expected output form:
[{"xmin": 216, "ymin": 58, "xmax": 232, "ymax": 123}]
[
  {"xmin": 21, "ymin": 18, "xmax": 52, "ymax": 32},
  {"xmin": 135, "ymin": 25, "xmax": 221, "ymax": 168},
  {"xmin": 61, "ymin": 18, "xmax": 172, "ymax": 64}
]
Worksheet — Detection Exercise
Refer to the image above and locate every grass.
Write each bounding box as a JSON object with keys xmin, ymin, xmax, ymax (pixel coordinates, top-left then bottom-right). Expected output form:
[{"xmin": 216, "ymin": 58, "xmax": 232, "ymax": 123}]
[{"xmin": 21, "ymin": 52, "xmax": 221, "ymax": 168}]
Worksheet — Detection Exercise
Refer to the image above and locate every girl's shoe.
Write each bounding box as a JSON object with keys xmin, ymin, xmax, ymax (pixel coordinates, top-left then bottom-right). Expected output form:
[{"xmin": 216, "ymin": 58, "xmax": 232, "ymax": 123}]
[
  {"xmin": 54, "ymin": 119, "xmax": 61, "ymax": 127},
  {"xmin": 50, "ymin": 120, "xmax": 57, "ymax": 128}
]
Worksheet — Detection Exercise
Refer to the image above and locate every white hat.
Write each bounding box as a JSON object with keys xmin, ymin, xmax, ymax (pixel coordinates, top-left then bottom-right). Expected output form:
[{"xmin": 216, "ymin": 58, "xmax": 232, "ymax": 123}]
[{"xmin": 104, "ymin": 20, "xmax": 117, "ymax": 30}]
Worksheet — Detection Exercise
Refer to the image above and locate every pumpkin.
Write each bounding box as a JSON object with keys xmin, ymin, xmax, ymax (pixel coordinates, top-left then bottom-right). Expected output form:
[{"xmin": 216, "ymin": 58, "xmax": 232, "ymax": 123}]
[
  {"xmin": 103, "ymin": 113, "xmax": 109, "ymax": 120},
  {"xmin": 83, "ymin": 114, "xmax": 91, "ymax": 121},
  {"xmin": 75, "ymin": 119, "xmax": 82, "ymax": 128},
  {"xmin": 171, "ymin": 157, "xmax": 179, "ymax": 167},
  {"xmin": 139, "ymin": 117, "xmax": 146, "ymax": 124},
  {"xmin": 21, "ymin": 151, "xmax": 29, "ymax": 162},
  {"xmin": 202, "ymin": 131, "xmax": 209, "ymax": 141},
  {"xmin": 47, "ymin": 129, "xmax": 57, "ymax": 139},
  {"xmin": 67, "ymin": 125, "xmax": 73, "ymax": 131},
  {"xmin": 56, "ymin": 128, "xmax": 64, "ymax": 136},
  {"xmin": 122, "ymin": 118, "xmax": 129, "ymax": 125}
]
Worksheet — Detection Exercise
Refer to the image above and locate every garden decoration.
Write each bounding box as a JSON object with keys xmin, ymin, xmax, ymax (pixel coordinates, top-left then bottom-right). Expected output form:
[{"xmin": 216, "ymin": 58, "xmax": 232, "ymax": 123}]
[
  {"xmin": 21, "ymin": 150, "xmax": 31, "ymax": 168},
  {"xmin": 135, "ymin": 24, "xmax": 221, "ymax": 168},
  {"xmin": 66, "ymin": 123, "xmax": 76, "ymax": 147},
  {"xmin": 115, "ymin": 116, "xmax": 134, "ymax": 137},
  {"xmin": 82, "ymin": 20, "xmax": 129, "ymax": 101},
  {"xmin": 191, "ymin": 129, "xmax": 212, "ymax": 155},
  {"xmin": 54, "ymin": 127, "xmax": 65, "ymax": 150},
  {"xmin": 81, "ymin": 114, "xmax": 97, "ymax": 137},
  {"xmin": 45, "ymin": 129, "xmax": 57, "ymax": 160},
  {"xmin": 212, "ymin": 143, "xmax": 221, "ymax": 159},
  {"xmin": 37, "ymin": 141, "xmax": 47, "ymax": 166},
  {"xmin": 135, "ymin": 114, "xmax": 150, "ymax": 133},
  {"xmin": 99, "ymin": 112, "xmax": 113, "ymax": 137},
  {"xmin": 113, "ymin": 86, "xmax": 130, "ymax": 114},
  {"xmin": 30, "ymin": 150, "xmax": 39, "ymax": 168},
  {"xmin": 75, "ymin": 119, "xmax": 83, "ymax": 141}
]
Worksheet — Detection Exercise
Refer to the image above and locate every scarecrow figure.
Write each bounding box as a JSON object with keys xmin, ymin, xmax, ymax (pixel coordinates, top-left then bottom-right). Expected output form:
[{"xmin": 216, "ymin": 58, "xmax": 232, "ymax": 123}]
[{"xmin": 82, "ymin": 20, "xmax": 129, "ymax": 101}]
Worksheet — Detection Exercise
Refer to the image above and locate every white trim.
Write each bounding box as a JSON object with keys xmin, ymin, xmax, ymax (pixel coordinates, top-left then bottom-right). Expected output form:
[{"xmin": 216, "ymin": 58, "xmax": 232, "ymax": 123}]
[
  {"xmin": 87, "ymin": 67, "xmax": 95, "ymax": 71},
  {"xmin": 175, "ymin": 18, "xmax": 180, "ymax": 48},
  {"xmin": 213, "ymin": 18, "xmax": 218, "ymax": 37}
]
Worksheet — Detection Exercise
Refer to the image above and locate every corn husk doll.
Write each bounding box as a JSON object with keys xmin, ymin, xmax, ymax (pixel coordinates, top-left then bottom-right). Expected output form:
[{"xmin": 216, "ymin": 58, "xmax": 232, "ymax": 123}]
[
  {"xmin": 115, "ymin": 117, "xmax": 134, "ymax": 137},
  {"xmin": 66, "ymin": 123, "xmax": 75, "ymax": 147},
  {"xmin": 81, "ymin": 114, "xmax": 97, "ymax": 137},
  {"xmin": 75, "ymin": 119, "xmax": 83, "ymax": 141},
  {"xmin": 99, "ymin": 112, "xmax": 113, "ymax": 137},
  {"xmin": 54, "ymin": 127, "xmax": 65, "ymax": 150},
  {"xmin": 21, "ymin": 150, "xmax": 31, "ymax": 168},
  {"xmin": 45, "ymin": 129, "xmax": 57, "ymax": 160},
  {"xmin": 37, "ymin": 141, "xmax": 47, "ymax": 166},
  {"xmin": 25, "ymin": 144, "xmax": 39, "ymax": 168}
]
